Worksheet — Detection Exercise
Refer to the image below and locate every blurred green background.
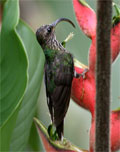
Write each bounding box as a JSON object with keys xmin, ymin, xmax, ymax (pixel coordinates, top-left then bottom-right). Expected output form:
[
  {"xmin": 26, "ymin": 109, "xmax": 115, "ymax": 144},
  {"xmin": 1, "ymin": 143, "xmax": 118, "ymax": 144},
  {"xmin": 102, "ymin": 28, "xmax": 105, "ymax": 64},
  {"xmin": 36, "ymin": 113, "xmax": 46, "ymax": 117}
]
[{"xmin": 19, "ymin": 0, "xmax": 120, "ymax": 151}]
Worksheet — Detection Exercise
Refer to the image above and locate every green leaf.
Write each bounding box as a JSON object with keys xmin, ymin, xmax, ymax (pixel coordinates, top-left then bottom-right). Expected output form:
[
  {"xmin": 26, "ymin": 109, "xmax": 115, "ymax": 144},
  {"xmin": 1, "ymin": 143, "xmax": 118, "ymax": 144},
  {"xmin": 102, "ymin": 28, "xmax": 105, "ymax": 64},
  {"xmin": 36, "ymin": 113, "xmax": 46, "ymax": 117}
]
[
  {"xmin": 113, "ymin": 107, "xmax": 120, "ymax": 112},
  {"xmin": 10, "ymin": 20, "xmax": 45, "ymax": 151},
  {"xmin": 28, "ymin": 121, "xmax": 42, "ymax": 151},
  {"xmin": 113, "ymin": 3, "xmax": 120, "ymax": 16},
  {"xmin": 78, "ymin": 0, "xmax": 91, "ymax": 9},
  {"xmin": 0, "ymin": 0, "xmax": 28, "ymax": 151},
  {"xmin": 112, "ymin": 3, "xmax": 120, "ymax": 26}
]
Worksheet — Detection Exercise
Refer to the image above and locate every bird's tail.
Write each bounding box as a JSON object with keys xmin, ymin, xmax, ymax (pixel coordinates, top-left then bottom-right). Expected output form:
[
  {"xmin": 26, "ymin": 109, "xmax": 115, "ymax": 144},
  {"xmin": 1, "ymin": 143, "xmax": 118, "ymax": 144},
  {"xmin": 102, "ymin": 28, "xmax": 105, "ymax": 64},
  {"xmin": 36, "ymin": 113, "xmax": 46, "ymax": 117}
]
[{"xmin": 56, "ymin": 120, "xmax": 64, "ymax": 140}]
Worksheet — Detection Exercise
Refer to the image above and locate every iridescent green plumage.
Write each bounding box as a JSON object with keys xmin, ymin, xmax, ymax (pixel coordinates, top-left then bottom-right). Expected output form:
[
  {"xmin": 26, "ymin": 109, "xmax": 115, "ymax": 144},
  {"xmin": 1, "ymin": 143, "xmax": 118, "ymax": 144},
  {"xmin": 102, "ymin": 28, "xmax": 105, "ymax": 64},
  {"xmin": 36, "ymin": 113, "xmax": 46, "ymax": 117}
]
[
  {"xmin": 44, "ymin": 47, "xmax": 74, "ymax": 140},
  {"xmin": 45, "ymin": 48, "xmax": 74, "ymax": 90}
]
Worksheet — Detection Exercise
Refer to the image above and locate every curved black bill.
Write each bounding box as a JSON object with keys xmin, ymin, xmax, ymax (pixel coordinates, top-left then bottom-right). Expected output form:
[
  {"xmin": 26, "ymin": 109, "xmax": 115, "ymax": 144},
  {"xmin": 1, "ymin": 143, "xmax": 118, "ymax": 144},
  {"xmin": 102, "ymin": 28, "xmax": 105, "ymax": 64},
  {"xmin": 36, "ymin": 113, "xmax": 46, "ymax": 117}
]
[{"xmin": 51, "ymin": 18, "xmax": 75, "ymax": 28}]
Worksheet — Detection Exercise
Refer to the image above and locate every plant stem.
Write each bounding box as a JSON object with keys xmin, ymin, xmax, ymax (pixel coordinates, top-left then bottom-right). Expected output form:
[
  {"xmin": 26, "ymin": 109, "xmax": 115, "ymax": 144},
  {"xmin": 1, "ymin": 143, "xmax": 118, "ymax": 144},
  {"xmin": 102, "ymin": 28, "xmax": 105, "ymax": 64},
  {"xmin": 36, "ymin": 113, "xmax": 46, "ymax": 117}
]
[{"xmin": 95, "ymin": 1, "xmax": 112, "ymax": 152}]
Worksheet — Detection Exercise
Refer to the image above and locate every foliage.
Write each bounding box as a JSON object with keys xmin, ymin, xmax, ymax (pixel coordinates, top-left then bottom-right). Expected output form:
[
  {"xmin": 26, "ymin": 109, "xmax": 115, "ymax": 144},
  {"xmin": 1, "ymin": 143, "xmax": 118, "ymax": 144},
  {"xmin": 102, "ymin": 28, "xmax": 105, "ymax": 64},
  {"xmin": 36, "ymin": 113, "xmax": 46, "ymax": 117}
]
[{"xmin": 0, "ymin": 0, "xmax": 45, "ymax": 151}]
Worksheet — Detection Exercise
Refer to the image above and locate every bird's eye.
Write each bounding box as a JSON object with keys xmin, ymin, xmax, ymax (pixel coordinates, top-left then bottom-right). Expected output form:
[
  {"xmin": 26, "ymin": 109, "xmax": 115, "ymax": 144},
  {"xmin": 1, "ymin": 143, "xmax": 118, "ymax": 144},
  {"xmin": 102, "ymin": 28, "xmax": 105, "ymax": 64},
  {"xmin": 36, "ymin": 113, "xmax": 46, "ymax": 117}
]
[{"xmin": 47, "ymin": 27, "xmax": 51, "ymax": 33}]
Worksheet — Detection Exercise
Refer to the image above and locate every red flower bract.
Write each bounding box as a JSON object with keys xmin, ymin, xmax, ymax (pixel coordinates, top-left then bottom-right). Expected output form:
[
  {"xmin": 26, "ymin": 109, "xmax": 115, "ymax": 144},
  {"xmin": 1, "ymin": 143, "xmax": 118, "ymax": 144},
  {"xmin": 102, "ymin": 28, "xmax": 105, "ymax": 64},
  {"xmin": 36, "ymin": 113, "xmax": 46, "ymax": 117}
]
[
  {"xmin": 71, "ymin": 67, "xmax": 95, "ymax": 116},
  {"xmin": 89, "ymin": 23, "xmax": 120, "ymax": 73},
  {"xmin": 73, "ymin": 0, "xmax": 96, "ymax": 38}
]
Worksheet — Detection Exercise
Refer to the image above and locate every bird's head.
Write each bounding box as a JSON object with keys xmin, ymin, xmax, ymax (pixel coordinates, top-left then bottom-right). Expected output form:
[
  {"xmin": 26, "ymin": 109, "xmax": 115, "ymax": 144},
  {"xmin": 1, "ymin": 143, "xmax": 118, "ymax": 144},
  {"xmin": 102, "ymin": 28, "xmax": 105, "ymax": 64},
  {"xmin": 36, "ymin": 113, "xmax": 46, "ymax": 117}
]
[{"xmin": 36, "ymin": 18, "xmax": 75, "ymax": 49}]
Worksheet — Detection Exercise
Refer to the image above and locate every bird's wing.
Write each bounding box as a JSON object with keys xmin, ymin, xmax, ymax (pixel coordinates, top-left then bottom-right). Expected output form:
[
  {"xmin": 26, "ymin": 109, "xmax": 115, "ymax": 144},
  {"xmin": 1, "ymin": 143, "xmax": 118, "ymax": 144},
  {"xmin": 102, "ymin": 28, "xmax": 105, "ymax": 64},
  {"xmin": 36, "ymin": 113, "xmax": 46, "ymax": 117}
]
[
  {"xmin": 44, "ymin": 65, "xmax": 54, "ymax": 122},
  {"xmin": 45, "ymin": 52, "xmax": 74, "ymax": 127}
]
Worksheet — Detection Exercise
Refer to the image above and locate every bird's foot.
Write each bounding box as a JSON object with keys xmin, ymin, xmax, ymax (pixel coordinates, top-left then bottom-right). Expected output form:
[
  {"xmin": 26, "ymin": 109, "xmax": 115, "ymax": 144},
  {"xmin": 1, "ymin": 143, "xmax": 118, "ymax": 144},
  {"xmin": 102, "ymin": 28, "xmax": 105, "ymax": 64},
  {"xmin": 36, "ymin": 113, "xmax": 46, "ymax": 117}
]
[
  {"xmin": 81, "ymin": 68, "xmax": 89, "ymax": 79},
  {"xmin": 74, "ymin": 68, "xmax": 88, "ymax": 79},
  {"xmin": 48, "ymin": 124, "xmax": 59, "ymax": 141}
]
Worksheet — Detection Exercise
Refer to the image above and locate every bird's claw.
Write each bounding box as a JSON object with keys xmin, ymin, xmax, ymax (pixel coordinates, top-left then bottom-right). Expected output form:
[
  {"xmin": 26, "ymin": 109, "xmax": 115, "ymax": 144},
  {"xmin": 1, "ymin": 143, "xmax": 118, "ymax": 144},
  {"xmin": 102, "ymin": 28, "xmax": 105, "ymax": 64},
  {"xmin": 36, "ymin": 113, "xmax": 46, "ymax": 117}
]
[
  {"xmin": 81, "ymin": 68, "xmax": 88, "ymax": 79},
  {"xmin": 74, "ymin": 68, "xmax": 88, "ymax": 79}
]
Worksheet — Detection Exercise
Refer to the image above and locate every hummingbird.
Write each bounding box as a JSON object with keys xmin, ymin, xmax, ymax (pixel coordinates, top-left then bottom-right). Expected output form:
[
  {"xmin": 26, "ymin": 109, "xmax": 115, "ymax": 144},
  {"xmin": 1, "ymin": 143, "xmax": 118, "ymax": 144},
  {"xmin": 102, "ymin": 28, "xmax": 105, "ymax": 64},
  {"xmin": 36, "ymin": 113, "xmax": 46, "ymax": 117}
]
[{"xmin": 36, "ymin": 18, "xmax": 85, "ymax": 140}]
